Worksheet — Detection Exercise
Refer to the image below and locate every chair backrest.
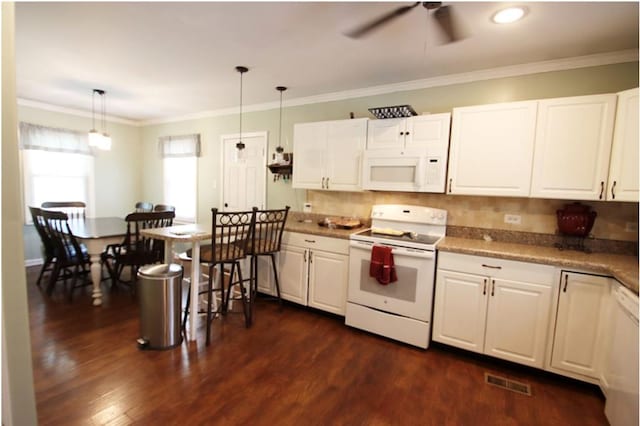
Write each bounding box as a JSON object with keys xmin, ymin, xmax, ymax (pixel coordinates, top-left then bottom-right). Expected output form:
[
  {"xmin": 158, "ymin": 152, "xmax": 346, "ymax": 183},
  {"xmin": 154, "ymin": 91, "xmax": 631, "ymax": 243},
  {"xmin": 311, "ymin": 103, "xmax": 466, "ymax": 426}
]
[
  {"xmin": 123, "ymin": 211, "xmax": 175, "ymax": 263},
  {"xmin": 40, "ymin": 209, "xmax": 84, "ymax": 266},
  {"xmin": 29, "ymin": 206, "xmax": 55, "ymax": 259},
  {"xmin": 153, "ymin": 204, "xmax": 176, "ymax": 212},
  {"xmin": 251, "ymin": 206, "xmax": 290, "ymax": 255},
  {"xmin": 135, "ymin": 202, "xmax": 154, "ymax": 212},
  {"xmin": 41, "ymin": 201, "xmax": 86, "ymax": 220},
  {"xmin": 211, "ymin": 208, "xmax": 255, "ymax": 263}
]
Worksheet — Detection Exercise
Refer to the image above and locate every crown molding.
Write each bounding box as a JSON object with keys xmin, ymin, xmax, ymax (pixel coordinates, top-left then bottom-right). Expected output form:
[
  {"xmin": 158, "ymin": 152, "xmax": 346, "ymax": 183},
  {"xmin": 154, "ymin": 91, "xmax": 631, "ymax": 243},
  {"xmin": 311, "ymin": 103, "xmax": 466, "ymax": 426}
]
[
  {"xmin": 17, "ymin": 98, "xmax": 140, "ymax": 126},
  {"xmin": 20, "ymin": 49, "xmax": 639, "ymax": 127}
]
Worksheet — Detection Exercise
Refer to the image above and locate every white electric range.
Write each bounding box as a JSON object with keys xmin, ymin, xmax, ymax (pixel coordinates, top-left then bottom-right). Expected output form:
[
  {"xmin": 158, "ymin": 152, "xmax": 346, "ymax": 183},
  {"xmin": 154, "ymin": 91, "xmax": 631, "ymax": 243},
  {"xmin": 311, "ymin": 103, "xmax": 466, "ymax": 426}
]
[{"xmin": 345, "ymin": 204, "xmax": 447, "ymax": 348}]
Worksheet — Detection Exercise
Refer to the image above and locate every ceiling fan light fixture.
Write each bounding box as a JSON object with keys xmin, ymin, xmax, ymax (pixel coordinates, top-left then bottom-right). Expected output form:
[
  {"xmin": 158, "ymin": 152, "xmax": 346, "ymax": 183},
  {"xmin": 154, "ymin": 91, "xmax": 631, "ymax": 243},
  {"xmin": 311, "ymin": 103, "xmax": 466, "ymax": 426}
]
[{"xmin": 492, "ymin": 7, "xmax": 526, "ymax": 24}]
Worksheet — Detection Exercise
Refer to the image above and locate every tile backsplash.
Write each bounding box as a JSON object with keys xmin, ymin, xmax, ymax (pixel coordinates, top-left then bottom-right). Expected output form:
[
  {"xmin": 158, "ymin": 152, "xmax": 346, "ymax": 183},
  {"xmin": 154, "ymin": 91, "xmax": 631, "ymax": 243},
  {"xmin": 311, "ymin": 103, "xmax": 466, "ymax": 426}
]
[{"xmin": 306, "ymin": 191, "xmax": 639, "ymax": 242}]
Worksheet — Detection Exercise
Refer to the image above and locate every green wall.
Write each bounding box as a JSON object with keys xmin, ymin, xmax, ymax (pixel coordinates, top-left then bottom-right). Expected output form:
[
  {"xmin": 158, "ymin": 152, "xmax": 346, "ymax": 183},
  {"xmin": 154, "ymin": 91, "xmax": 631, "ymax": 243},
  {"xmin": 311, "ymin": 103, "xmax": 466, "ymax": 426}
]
[{"xmin": 139, "ymin": 61, "xmax": 639, "ymax": 222}]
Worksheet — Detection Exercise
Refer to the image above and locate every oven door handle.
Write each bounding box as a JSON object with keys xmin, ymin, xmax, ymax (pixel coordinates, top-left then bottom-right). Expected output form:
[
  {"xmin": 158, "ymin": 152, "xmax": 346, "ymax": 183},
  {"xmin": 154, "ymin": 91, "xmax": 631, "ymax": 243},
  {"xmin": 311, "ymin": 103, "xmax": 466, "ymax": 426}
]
[{"xmin": 350, "ymin": 241, "xmax": 434, "ymax": 259}]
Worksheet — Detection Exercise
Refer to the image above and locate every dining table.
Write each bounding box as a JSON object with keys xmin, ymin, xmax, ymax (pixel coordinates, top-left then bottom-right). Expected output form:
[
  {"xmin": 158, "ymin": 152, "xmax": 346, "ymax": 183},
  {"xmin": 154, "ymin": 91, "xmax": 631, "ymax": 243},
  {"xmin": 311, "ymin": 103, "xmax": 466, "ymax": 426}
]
[
  {"xmin": 67, "ymin": 217, "xmax": 127, "ymax": 306},
  {"xmin": 139, "ymin": 223, "xmax": 212, "ymax": 341}
]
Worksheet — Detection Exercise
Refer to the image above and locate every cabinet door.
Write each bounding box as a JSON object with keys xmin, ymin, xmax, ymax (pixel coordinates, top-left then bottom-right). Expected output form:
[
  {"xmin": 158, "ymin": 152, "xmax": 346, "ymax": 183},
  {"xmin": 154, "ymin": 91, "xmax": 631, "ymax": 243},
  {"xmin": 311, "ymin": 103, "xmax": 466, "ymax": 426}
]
[
  {"xmin": 484, "ymin": 278, "xmax": 552, "ymax": 368},
  {"xmin": 607, "ymin": 88, "xmax": 639, "ymax": 202},
  {"xmin": 366, "ymin": 118, "xmax": 405, "ymax": 150},
  {"xmin": 255, "ymin": 254, "xmax": 276, "ymax": 296},
  {"xmin": 277, "ymin": 244, "xmax": 308, "ymax": 305},
  {"xmin": 551, "ymin": 272, "xmax": 610, "ymax": 379},
  {"xmin": 405, "ymin": 113, "xmax": 451, "ymax": 151},
  {"xmin": 448, "ymin": 101, "xmax": 537, "ymax": 197},
  {"xmin": 292, "ymin": 122, "xmax": 326, "ymax": 189},
  {"xmin": 326, "ymin": 118, "xmax": 367, "ymax": 191},
  {"xmin": 432, "ymin": 269, "xmax": 488, "ymax": 353},
  {"xmin": 307, "ymin": 250, "xmax": 349, "ymax": 315},
  {"xmin": 530, "ymin": 94, "xmax": 616, "ymax": 200}
]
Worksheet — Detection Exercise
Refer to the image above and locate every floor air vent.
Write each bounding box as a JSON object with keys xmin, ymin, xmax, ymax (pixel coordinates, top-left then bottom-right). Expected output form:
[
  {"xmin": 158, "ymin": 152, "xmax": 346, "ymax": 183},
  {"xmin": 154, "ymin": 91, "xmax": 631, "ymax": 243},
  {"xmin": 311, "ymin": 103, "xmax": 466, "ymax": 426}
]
[{"xmin": 484, "ymin": 373, "xmax": 532, "ymax": 396}]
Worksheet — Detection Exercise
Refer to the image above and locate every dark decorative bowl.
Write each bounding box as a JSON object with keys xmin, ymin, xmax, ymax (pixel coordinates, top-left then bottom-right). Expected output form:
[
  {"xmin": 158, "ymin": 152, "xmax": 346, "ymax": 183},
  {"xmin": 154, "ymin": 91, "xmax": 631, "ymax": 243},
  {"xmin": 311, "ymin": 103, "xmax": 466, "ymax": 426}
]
[{"xmin": 557, "ymin": 202, "xmax": 597, "ymax": 237}]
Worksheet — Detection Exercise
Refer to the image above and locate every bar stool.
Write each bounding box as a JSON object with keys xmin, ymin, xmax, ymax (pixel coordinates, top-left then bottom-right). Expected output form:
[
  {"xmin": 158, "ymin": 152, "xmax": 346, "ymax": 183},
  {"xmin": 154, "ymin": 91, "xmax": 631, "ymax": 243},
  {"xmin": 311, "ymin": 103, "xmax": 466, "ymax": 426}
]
[
  {"xmin": 246, "ymin": 206, "xmax": 290, "ymax": 324},
  {"xmin": 181, "ymin": 208, "xmax": 256, "ymax": 345}
]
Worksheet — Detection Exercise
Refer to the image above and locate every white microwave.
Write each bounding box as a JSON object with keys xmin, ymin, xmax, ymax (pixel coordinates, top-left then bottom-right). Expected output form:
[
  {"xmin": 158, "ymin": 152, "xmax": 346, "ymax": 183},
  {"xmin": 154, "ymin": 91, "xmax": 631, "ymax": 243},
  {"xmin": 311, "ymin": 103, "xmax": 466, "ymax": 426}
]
[{"xmin": 361, "ymin": 149, "xmax": 446, "ymax": 193}]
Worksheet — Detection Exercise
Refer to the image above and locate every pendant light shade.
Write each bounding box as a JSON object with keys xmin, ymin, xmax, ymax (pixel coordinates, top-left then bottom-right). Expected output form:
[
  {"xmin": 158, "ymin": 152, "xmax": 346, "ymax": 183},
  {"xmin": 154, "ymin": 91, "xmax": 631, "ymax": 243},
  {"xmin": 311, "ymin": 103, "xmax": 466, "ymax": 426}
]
[
  {"xmin": 88, "ymin": 89, "xmax": 112, "ymax": 151},
  {"xmin": 235, "ymin": 66, "xmax": 248, "ymax": 158}
]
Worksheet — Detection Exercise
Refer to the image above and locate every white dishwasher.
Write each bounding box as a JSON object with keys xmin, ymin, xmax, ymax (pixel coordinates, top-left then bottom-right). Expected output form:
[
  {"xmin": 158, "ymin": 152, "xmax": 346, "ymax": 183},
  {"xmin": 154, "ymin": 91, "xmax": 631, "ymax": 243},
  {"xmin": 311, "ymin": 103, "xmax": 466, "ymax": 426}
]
[{"xmin": 604, "ymin": 283, "xmax": 638, "ymax": 426}]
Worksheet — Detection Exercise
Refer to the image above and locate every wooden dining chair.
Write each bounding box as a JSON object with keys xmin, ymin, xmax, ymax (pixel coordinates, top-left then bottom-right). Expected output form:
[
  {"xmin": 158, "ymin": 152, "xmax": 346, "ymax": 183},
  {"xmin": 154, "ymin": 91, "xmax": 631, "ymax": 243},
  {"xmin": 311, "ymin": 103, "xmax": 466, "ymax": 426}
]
[
  {"xmin": 135, "ymin": 202, "xmax": 154, "ymax": 212},
  {"xmin": 153, "ymin": 204, "xmax": 175, "ymax": 212},
  {"xmin": 101, "ymin": 211, "xmax": 175, "ymax": 293},
  {"xmin": 40, "ymin": 209, "xmax": 92, "ymax": 301},
  {"xmin": 41, "ymin": 201, "xmax": 86, "ymax": 220},
  {"xmin": 181, "ymin": 208, "xmax": 256, "ymax": 345},
  {"xmin": 29, "ymin": 206, "xmax": 57, "ymax": 288}
]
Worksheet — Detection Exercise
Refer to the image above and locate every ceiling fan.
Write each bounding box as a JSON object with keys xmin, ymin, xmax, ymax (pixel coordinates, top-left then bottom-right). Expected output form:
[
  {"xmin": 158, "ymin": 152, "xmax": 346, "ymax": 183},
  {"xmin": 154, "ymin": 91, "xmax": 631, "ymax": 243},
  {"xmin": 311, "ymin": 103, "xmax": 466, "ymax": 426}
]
[{"xmin": 346, "ymin": 1, "xmax": 465, "ymax": 43}]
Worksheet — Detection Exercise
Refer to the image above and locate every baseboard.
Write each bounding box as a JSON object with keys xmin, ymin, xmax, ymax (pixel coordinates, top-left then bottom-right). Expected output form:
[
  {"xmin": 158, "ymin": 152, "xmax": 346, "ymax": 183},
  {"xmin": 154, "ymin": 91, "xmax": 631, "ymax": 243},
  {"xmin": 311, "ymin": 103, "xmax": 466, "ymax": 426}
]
[{"xmin": 25, "ymin": 258, "xmax": 43, "ymax": 267}]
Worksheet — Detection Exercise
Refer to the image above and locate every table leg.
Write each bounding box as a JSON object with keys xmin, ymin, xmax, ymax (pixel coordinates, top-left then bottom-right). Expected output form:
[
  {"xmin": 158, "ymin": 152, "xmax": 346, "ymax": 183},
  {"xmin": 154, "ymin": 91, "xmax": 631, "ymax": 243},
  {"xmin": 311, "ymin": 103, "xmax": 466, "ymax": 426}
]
[
  {"xmin": 189, "ymin": 241, "xmax": 200, "ymax": 340},
  {"xmin": 90, "ymin": 254, "xmax": 103, "ymax": 306},
  {"xmin": 164, "ymin": 240, "xmax": 173, "ymax": 265}
]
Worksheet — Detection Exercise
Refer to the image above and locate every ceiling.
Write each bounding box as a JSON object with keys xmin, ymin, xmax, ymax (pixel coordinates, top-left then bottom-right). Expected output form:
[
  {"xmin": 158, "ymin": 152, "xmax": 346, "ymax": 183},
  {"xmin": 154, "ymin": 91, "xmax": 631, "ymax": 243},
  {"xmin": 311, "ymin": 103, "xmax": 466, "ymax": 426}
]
[{"xmin": 15, "ymin": 2, "xmax": 639, "ymax": 123}]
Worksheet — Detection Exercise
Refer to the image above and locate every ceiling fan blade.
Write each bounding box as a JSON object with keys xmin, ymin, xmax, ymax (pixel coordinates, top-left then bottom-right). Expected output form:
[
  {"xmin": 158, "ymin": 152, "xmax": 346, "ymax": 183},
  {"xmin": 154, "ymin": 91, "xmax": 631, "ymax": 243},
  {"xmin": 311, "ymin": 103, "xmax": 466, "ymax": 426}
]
[
  {"xmin": 433, "ymin": 5, "xmax": 465, "ymax": 43},
  {"xmin": 346, "ymin": 2, "xmax": 421, "ymax": 38}
]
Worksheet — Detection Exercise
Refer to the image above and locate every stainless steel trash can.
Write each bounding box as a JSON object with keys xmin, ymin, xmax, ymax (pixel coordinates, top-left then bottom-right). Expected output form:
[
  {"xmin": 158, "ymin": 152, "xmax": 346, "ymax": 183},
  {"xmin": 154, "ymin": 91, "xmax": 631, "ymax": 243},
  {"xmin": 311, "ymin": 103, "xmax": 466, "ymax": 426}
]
[{"xmin": 137, "ymin": 263, "xmax": 183, "ymax": 350}]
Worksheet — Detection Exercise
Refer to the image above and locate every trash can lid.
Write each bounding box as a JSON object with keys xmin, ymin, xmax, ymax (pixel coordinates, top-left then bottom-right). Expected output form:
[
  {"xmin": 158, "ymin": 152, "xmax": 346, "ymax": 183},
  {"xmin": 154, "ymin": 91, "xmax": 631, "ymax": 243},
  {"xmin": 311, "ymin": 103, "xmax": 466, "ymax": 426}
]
[{"xmin": 138, "ymin": 263, "xmax": 183, "ymax": 278}]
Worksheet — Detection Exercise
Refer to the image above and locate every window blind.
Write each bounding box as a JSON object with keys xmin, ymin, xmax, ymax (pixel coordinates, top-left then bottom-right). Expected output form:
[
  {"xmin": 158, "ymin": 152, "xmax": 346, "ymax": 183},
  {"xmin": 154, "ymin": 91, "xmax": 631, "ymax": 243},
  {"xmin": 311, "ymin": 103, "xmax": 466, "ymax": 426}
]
[
  {"xmin": 19, "ymin": 122, "xmax": 92, "ymax": 155},
  {"xmin": 158, "ymin": 134, "xmax": 201, "ymax": 158}
]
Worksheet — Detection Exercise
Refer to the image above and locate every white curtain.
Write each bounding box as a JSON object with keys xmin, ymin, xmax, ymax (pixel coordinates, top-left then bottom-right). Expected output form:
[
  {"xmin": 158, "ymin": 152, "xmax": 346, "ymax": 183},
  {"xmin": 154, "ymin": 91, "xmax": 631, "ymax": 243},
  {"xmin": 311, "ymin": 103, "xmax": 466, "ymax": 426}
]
[
  {"xmin": 19, "ymin": 122, "xmax": 92, "ymax": 155},
  {"xmin": 158, "ymin": 134, "xmax": 201, "ymax": 158},
  {"xmin": 159, "ymin": 133, "xmax": 200, "ymax": 223},
  {"xmin": 20, "ymin": 122, "xmax": 95, "ymax": 222}
]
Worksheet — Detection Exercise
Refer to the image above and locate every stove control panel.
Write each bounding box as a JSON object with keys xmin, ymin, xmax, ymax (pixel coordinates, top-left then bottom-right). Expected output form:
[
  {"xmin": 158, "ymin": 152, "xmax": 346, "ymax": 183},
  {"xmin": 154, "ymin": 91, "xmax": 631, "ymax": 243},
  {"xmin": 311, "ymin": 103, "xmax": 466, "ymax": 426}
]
[{"xmin": 370, "ymin": 204, "xmax": 447, "ymax": 226}]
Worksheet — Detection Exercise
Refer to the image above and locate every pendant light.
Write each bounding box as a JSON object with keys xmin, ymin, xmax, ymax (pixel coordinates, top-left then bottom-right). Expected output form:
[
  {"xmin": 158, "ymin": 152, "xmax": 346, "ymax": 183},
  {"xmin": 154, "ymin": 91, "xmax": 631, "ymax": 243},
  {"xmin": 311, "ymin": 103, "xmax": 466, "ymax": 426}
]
[
  {"xmin": 88, "ymin": 89, "xmax": 112, "ymax": 151},
  {"xmin": 235, "ymin": 66, "xmax": 248, "ymax": 160},
  {"xmin": 274, "ymin": 86, "xmax": 287, "ymax": 163}
]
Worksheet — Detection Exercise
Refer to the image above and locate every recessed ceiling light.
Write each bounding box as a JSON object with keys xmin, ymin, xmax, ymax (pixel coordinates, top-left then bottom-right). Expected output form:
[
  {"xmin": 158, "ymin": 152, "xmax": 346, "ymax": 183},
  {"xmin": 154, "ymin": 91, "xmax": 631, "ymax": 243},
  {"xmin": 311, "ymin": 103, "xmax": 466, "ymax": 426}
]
[{"xmin": 492, "ymin": 7, "xmax": 527, "ymax": 24}]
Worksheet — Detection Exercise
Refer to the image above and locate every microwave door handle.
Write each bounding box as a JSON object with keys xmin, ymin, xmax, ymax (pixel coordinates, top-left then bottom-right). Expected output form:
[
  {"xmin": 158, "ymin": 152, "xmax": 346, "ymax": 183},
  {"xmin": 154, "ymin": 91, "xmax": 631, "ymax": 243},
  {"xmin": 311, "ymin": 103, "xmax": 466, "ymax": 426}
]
[{"xmin": 415, "ymin": 158, "xmax": 425, "ymax": 189}]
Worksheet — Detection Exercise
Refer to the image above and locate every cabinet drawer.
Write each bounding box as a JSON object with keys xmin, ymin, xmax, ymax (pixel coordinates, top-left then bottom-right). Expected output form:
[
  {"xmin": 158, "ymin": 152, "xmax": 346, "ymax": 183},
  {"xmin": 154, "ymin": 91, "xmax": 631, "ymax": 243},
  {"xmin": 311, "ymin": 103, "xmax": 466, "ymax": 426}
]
[
  {"xmin": 437, "ymin": 251, "xmax": 554, "ymax": 285},
  {"xmin": 282, "ymin": 232, "xmax": 349, "ymax": 255}
]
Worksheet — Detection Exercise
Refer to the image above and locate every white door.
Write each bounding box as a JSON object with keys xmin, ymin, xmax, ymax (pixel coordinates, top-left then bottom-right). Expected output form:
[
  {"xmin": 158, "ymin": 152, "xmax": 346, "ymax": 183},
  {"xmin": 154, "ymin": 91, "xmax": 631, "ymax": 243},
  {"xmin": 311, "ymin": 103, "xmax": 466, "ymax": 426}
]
[
  {"xmin": 448, "ymin": 101, "xmax": 538, "ymax": 197},
  {"xmin": 607, "ymin": 88, "xmax": 639, "ymax": 202},
  {"xmin": 551, "ymin": 272, "xmax": 610, "ymax": 379},
  {"xmin": 484, "ymin": 278, "xmax": 552, "ymax": 368},
  {"xmin": 530, "ymin": 94, "xmax": 617, "ymax": 200},
  {"xmin": 325, "ymin": 118, "xmax": 367, "ymax": 191},
  {"xmin": 222, "ymin": 132, "xmax": 267, "ymax": 211},
  {"xmin": 432, "ymin": 269, "xmax": 488, "ymax": 353},
  {"xmin": 291, "ymin": 122, "xmax": 326, "ymax": 189},
  {"xmin": 308, "ymin": 249, "xmax": 349, "ymax": 315},
  {"xmin": 278, "ymin": 244, "xmax": 308, "ymax": 305}
]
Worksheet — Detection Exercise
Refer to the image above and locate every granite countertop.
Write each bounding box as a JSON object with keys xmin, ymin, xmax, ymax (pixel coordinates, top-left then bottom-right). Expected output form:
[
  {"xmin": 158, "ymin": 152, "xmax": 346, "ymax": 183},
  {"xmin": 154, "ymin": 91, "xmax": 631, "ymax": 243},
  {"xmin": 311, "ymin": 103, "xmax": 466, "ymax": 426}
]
[
  {"xmin": 284, "ymin": 218, "xmax": 358, "ymax": 240},
  {"xmin": 438, "ymin": 236, "xmax": 639, "ymax": 294}
]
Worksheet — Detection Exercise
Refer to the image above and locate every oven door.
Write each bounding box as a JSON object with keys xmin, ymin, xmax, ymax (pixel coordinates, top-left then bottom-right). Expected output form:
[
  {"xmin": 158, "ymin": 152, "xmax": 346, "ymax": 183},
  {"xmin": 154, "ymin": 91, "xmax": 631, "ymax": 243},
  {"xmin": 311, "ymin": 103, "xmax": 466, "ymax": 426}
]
[{"xmin": 348, "ymin": 239, "xmax": 436, "ymax": 321}]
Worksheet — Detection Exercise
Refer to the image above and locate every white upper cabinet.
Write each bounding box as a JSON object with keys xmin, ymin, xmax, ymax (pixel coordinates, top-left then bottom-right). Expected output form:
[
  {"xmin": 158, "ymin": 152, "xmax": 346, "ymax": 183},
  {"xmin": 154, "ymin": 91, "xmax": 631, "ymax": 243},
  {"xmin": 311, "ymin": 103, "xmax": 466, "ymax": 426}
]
[
  {"xmin": 530, "ymin": 94, "xmax": 617, "ymax": 200},
  {"xmin": 606, "ymin": 88, "xmax": 639, "ymax": 202},
  {"xmin": 447, "ymin": 101, "xmax": 538, "ymax": 197},
  {"xmin": 292, "ymin": 118, "xmax": 367, "ymax": 191},
  {"xmin": 367, "ymin": 114, "xmax": 451, "ymax": 152}
]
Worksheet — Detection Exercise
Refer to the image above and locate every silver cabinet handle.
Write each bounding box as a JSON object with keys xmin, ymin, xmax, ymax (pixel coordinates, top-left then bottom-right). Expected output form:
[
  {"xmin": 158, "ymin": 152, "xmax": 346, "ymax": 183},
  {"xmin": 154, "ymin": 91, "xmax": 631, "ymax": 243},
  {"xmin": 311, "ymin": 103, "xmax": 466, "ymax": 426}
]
[
  {"xmin": 491, "ymin": 279, "xmax": 495, "ymax": 297},
  {"xmin": 321, "ymin": 177, "xmax": 326, "ymax": 189},
  {"xmin": 326, "ymin": 177, "xmax": 329, "ymax": 189},
  {"xmin": 309, "ymin": 250, "xmax": 313, "ymax": 263},
  {"xmin": 563, "ymin": 274, "xmax": 568, "ymax": 292},
  {"xmin": 304, "ymin": 239, "xmax": 316, "ymax": 243},
  {"xmin": 483, "ymin": 278, "xmax": 487, "ymax": 295},
  {"xmin": 303, "ymin": 250, "xmax": 307, "ymax": 262},
  {"xmin": 448, "ymin": 178, "xmax": 452, "ymax": 193}
]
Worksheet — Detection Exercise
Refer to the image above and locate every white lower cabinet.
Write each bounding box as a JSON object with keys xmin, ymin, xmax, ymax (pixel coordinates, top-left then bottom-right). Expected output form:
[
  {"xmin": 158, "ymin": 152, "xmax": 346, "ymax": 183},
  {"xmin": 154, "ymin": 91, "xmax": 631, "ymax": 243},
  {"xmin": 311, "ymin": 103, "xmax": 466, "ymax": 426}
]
[
  {"xmin": 433, "ymin": 252, "xmax": 554, "ymax": 368},
  {"xmin": 278, "ymin": 232, "xmax": 349, "ymax": 315},
  {"xmin": 548, "ymin": 271, "xmax": 611, "ymax": 382}
]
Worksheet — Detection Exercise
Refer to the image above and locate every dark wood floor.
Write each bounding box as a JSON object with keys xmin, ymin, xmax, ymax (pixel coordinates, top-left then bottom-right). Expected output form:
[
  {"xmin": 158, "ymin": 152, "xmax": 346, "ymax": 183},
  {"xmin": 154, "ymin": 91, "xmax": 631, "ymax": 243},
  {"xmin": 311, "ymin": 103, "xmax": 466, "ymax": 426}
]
[{"xmin": 26, "ymin": 266, "xmax": 608, "ymax": 425}]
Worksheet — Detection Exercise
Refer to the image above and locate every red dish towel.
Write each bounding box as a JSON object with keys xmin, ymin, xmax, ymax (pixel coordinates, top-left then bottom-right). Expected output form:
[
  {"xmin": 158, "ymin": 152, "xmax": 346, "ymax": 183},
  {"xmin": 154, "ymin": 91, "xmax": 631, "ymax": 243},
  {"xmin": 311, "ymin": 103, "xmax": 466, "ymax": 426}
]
[{"xmin": 369, "ymin": 245, "xmax": 398, "ymax": 285}]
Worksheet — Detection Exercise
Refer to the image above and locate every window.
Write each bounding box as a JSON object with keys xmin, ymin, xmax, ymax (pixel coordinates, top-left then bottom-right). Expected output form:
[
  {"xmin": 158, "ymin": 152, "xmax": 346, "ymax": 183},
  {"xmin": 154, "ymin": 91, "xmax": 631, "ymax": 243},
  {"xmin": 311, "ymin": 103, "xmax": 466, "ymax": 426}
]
[
  {"xmin": 159, "ymin": 134, "xmax": 200, "ymax": 223},
  {"xmin": 20, "ymin": 123, "xmax": 95, "ymax": 222}
]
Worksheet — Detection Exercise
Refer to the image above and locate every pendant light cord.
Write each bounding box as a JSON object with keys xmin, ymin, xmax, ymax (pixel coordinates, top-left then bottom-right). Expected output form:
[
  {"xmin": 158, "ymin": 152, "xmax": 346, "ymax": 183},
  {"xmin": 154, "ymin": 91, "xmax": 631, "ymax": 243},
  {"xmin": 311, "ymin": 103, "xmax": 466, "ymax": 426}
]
[
  {"xmin": 239, "ymin": 71, "xmax": 243, "ymax": 140},
  {"xmin": 92, "ymin": 90, "xmax": 96, "ymax": 130},
  {"xmin": 278, "ymin": 89, "xmax": 282, "ymax": 149}
]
